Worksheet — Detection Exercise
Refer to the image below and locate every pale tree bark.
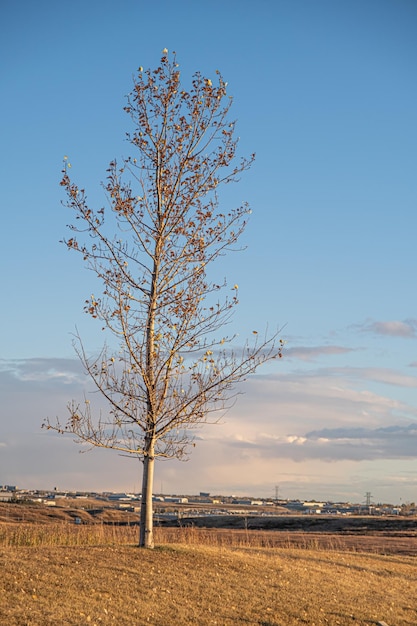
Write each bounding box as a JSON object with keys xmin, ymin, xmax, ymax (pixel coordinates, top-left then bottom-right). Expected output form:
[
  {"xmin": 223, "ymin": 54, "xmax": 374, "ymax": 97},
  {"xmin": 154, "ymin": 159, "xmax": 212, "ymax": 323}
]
[
  {"xmin": 140, "ymin": 438, "xmax": 155, "ymax": 548},
  {"xmin": 43, "ymin": 50, "xmax": 283, "ymax": 548}
]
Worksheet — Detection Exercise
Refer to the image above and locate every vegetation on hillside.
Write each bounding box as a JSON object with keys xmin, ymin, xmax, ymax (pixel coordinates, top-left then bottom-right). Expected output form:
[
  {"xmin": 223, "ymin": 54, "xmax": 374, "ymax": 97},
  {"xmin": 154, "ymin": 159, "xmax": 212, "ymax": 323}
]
[{"xmin": 1, "ymin": 543, "xmax": 416, "ymax": 625}]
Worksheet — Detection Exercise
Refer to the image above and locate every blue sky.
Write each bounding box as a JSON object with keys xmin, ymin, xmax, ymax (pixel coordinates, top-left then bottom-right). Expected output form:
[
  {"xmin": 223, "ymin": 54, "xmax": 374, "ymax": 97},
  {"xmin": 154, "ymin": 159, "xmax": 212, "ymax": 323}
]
[{"xmin": 1, "ymin": 0, "xmax": 417, "ymax": 503}]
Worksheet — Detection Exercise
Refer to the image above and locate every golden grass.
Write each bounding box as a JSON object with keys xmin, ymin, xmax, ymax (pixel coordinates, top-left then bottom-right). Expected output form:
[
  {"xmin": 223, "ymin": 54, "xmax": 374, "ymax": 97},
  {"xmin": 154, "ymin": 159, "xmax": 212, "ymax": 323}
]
[
  {"xmin": 1, "ymin": 524, "xmax": 416, "ymax": 625},
  {"xmin": 1, "ymin": 543, "xmax": 416, "ymax": 625},
  {"xmin": 0, "ymin": 521, "xmax": 133, "ymax": 547},
  {"xmin": 1, "ymin": 522, "xmax": 416, "ymax": 556}
]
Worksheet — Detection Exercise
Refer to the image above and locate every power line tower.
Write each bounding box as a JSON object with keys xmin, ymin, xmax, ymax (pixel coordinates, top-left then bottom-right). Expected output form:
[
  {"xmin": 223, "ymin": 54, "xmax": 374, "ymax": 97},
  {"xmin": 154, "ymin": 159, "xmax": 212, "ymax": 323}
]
[
  {"xmin": 274, "ymin": 485, "xmax": 280, "ymax": 502},
  {"xmin": 365, "ymin": 491, "xmax": 373, "ymax": 515}
]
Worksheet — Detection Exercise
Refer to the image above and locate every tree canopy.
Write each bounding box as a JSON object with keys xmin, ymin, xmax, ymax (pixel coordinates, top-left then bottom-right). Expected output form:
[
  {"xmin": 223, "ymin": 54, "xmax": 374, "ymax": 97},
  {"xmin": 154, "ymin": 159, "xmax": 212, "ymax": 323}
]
[{"xmin": 44, "ymin": 51, "xmax": 282, "ymax": 547}]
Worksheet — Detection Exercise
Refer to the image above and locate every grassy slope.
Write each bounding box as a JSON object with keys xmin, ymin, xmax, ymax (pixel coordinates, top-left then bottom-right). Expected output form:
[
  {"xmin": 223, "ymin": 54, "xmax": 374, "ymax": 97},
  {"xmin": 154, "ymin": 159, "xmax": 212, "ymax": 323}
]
[{"xmin": 1, "ymin": 544, "xmax": 416, "ymax": 626}]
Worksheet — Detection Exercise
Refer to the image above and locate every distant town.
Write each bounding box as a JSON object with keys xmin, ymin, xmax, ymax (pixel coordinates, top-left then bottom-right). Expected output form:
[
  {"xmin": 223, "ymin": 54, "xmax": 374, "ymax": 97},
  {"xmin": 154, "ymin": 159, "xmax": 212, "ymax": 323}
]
[{"xmin": 1, "ymin": 485, "xmax": 416, "ymax": 517}]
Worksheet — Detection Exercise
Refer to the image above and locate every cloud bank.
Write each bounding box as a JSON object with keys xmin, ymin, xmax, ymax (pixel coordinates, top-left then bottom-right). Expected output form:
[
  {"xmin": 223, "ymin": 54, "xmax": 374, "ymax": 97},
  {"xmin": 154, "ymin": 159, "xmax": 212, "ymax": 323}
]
[{"xmin": 1, "ymin": 353, "xmax": 417, "ymax": 502}]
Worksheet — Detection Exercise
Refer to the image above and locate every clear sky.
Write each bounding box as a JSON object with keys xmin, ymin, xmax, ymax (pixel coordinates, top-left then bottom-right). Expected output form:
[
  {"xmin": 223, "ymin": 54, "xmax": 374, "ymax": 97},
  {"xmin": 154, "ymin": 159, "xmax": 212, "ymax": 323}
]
[{"xmin": 1, "ymin": 0, "xmax": 416, "ymax": 503}]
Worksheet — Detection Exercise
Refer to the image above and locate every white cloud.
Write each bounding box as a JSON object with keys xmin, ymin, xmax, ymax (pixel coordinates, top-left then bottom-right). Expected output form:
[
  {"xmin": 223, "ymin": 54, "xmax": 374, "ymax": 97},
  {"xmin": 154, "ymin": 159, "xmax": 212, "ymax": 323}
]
[
  {"xmin": 286, "ymin": 435, "xmax": 307, "ymax": 445},
  {"xmin": 0, "ymin": 358, "xmax": 86, "ymax": 387},
  {"xmin": 358, "ymin": 319, "xmax": 417, "ymax": 338},
  {"xmin": 318, "ymin": 366, "xmax": 417, "ymax": 388},
  {"xmin": 284, "ymin": 345, "xmax": 357, "ymax": 362}
]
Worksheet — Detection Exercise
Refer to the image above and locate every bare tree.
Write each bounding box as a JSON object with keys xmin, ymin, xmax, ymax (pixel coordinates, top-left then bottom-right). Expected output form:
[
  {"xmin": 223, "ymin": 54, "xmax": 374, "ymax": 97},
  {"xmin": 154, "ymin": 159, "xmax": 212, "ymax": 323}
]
[{"xmin": 44, "ymin": 50, "xmax": 283, "ymax": 548}]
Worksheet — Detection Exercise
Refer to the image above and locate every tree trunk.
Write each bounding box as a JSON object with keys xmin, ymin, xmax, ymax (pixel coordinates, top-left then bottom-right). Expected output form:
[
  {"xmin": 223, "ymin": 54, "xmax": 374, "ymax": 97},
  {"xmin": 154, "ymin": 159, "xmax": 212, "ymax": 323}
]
[{"xmin": 139, "ymin": 440, "xmax": 155, "ymax": 548}]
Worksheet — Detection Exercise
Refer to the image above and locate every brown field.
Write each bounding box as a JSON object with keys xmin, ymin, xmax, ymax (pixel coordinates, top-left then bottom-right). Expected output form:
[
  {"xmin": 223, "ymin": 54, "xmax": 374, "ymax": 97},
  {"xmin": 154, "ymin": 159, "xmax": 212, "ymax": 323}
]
[
  {"xmin": 0, "ymin": 523, "xmax": 416, "ymax": 625},
  {"xmin": 1, "ymin": 504, "xmax": 416, "ymax": 625},
  {"xmin": 2, "ymin": 501, "xmax": 417, "ymax": 556}
]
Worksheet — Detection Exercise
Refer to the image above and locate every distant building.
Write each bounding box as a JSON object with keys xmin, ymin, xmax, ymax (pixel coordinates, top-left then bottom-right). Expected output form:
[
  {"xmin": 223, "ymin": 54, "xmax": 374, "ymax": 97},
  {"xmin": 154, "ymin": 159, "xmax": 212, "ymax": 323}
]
[
  {"xmin": 107, "ymin": 493, "xmax": 134, "ymax": 501},
  {"xmin": 0, "ymin": 491, "xmax": 15, "ymax": 502},
  {"xmin": 284, "ymin": 500, "xmax": 325, "ymax": 513}
]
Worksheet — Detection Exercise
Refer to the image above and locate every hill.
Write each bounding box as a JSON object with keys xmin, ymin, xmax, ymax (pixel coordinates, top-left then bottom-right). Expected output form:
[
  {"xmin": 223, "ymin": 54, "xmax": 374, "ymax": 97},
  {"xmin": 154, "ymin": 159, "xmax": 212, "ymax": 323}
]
[{"xmin": 1, "ymin": 542, "xmax": 416, "ymax": 625}]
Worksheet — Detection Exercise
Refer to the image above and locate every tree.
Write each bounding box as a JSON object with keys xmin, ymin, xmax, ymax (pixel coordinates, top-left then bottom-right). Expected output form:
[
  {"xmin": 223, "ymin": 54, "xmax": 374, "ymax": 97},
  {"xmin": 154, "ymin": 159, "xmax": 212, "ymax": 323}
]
[{"xmin": 44, "ymin": 50, "xmax": 283, "ymax": 548}]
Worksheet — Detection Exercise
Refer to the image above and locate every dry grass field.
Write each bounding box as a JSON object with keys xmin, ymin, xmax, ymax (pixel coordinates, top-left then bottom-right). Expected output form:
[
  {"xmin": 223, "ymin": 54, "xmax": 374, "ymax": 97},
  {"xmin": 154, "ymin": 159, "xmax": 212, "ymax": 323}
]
[{"xmin": 1, "ymin": 523, "xmax": 416, "ymax": 625}]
